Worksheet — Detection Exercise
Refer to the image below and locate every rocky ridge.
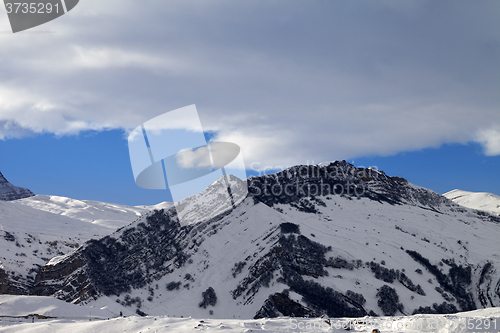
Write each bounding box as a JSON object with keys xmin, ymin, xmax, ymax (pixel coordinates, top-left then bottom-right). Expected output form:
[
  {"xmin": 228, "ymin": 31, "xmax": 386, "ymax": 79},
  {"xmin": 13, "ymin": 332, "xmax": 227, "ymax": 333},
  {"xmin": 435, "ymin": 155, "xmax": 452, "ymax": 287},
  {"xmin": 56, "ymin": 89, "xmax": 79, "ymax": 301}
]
[{"xmin": 0, "ymin": 171, "xmax": 34, "ymax": 201}]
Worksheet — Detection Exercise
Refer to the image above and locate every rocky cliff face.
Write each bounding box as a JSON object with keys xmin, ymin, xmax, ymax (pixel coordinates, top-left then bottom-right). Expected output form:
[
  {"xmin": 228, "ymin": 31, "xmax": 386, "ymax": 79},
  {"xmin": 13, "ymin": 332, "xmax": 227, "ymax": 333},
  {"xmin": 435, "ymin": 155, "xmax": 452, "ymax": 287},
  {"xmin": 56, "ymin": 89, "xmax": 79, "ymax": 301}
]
[
  {"xmin": 0, "ymin": 172, "xmax": 34, "ymax": 201},
  {"xmin": 5, "ymin": 161, "xmax": 500, "ymax": 319}
]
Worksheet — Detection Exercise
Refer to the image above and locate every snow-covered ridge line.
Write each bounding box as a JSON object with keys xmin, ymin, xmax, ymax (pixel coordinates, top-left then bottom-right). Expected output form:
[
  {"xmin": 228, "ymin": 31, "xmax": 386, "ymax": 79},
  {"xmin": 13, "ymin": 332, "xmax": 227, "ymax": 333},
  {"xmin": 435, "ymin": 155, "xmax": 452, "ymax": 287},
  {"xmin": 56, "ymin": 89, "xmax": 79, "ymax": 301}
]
[
  {"xmin": 15, "ymin": 194, "xmax": 173, "ymax": 230},
  {"xmin": 444, "ymin": 189, "xmax": 500, "ymax": 216}
]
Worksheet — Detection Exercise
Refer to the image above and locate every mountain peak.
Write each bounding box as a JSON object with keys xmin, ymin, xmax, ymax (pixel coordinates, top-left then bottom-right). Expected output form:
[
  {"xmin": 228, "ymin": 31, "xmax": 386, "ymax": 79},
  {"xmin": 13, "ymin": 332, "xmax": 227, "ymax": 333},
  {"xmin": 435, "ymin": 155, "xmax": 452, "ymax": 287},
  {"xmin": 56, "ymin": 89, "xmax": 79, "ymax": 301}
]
[
  {"xmin": 0, "ymin": 171, "xmax": 34, "ymax": 201},
  {"xmin": 249, "ymin": 161, "xmax": 448, "ymax": 210}
]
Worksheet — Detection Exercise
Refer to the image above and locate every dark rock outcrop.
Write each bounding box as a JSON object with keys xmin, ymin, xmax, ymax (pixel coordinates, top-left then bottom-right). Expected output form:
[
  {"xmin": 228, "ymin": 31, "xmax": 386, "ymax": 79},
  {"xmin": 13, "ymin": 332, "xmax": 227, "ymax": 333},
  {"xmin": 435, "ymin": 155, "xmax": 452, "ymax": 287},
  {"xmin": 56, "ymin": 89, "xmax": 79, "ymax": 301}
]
[{"xmin": 0, "ymin": 171, "xmax": 34, "ymax": 201}]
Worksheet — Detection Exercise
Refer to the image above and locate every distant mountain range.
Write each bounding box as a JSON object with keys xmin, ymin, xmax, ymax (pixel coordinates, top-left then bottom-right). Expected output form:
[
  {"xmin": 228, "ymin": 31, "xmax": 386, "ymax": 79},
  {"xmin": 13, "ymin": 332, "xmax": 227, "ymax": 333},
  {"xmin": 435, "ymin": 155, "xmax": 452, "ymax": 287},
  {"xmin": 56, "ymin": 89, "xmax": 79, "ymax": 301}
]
[
  {"xmin": 444, "ymin": 189, "xmax": 500, "ymax": 216},
  {"xmin": 1, "ymin": 161, "xmax": 497, "ymax": 320},
  {"xmin": 0, "ymin": 171, "xmax": 34, "ymax": 201}
]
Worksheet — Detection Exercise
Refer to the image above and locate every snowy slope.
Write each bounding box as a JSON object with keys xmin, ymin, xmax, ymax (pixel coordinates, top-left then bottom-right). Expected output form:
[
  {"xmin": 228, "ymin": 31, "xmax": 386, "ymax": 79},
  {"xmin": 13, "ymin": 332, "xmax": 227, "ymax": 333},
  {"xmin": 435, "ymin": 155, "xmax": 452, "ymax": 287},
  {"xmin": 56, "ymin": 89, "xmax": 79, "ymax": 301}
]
[
  {"xmin": 29, "ymin": 161, "xmax": 500, "ymax": 320},
  {"xmin": 0, "ymin": 295, "xmax": 113, "ymax": 319},
  {"xmin": 444, "ymin": 189, "xmax": 500, "ymax": 216},
  {"xmin": 0, "ymin": 195, "xmax": 172, "ymax": 295},
  {"xmin": 14, "ymin": 195, "xmax": 172, "ymax": 230}
]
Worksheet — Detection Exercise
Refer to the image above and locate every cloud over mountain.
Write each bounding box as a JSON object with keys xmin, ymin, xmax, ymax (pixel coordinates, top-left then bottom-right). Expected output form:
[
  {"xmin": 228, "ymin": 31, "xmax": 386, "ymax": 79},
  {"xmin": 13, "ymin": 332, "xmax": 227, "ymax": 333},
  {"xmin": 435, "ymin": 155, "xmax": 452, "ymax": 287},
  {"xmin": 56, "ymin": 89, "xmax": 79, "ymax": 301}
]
[{"xmin": 0, "ymin": 0, "xmax": 499, "ymax": 168}]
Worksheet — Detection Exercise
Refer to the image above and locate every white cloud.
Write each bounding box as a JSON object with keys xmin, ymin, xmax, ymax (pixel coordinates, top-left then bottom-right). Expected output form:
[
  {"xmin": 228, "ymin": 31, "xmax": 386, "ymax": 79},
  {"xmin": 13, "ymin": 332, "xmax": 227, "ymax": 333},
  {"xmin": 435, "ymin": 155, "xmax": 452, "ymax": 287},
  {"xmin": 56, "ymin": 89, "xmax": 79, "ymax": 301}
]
[
  {"xmin": 176, "ymin": 146, "xmax": 212, "ymax": 169},
  {"xmin": 0, "ymin": 0, "xmax": 499, "ymax": 167},
  {"xmin": 0, "ymin": 85, "xmax": 105, "ymax": 136},
  {"xmin": 70, "ymin": 46, "xmax": 186, "ymax": 72},
  {"xmin": 202, "ymin": 102, "xmax": 498, "ymax": 170},
  {"xmin": 476, "ymin": 126, "xmax": 500, "ymax": 156},
  {"xmin": 32, "ymin": 103, "xmax": 56, "ymax": 112}
]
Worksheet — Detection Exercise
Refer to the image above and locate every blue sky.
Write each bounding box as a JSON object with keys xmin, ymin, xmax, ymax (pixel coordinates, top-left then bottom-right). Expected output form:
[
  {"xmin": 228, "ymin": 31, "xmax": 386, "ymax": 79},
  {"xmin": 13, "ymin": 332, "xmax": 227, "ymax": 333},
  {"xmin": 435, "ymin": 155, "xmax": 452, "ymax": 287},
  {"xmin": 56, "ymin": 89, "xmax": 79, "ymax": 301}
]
[
  {"xmin": 0, "ymin": 1, "xmax": 499, "ymax": 205},
  {"xmin": 0, "ymin": 130, "xmax": 498, "ymax": 206}
]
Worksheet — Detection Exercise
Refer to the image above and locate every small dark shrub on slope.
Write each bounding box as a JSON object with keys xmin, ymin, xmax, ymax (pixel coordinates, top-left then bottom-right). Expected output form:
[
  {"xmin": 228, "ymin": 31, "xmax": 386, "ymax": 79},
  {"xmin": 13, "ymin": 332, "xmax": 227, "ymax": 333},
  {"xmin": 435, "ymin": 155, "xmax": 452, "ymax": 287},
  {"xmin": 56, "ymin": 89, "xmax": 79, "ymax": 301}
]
[{"xmin": 199, "ymin": 287, "xmax": 217, "ymax": 308}]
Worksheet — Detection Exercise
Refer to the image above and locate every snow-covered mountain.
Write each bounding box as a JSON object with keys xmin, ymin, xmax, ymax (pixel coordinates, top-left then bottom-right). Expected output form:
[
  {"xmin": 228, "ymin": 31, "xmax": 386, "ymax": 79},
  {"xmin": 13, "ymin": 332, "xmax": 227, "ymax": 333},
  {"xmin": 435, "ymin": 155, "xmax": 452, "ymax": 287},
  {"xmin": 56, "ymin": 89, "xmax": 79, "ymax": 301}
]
[
  {"xmin": 22, "ymin": 161, "xmax": 500, "ymax": 319},
  {"xmin": 444, "ymin": 189, "xmax": 500, "ymax": 216},
  {"xmin": 0, "ymin": 172, "xmax": 33, "ymax": 201},
  {"xmin": 15, "ymin": 195, "xmax": 173, "ymax": 231},
  {"xmin": 0, "ymin": 194, "xmax": 172, "ymax": 295}
]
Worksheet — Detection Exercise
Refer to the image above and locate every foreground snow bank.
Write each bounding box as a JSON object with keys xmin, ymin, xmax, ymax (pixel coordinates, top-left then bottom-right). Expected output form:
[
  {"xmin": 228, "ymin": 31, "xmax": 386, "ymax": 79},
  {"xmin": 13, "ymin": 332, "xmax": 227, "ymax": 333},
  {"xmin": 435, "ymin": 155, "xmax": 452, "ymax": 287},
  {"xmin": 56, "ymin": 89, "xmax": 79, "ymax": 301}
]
[
  {"xmin": 0, "ymin": 295, "xmax": 113, "ymax": 319},
  {"xmin": 1, "ymin": 308, "xmax": 499, "ymax": 333}
]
